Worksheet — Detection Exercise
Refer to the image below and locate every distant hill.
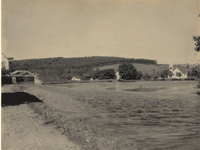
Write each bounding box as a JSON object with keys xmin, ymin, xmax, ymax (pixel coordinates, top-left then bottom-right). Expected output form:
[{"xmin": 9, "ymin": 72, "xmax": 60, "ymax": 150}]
[{"xmin": 10, "ymin": 56, "xmax": 157, "ymax": 78}]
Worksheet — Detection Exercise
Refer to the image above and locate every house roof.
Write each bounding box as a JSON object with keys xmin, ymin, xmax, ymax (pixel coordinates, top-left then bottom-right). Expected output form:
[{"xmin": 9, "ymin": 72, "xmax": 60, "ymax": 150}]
[
  {"xmin": 7, "ymin": 57, "xmax": 14, "ymax": 60},
  {"xmin": 173, "ymin": 66, "xmax": 189, "ymax": 74}
]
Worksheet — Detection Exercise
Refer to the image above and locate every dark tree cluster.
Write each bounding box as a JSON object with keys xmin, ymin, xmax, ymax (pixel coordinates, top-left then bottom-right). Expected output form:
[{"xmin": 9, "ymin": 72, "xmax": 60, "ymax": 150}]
[
  {"xmin": 193, "ymin": 36, "xmax": 200, "ymax": 52},
  {"xmin": 143, "ymin": 73, "xmax": 152, "ymax": 81},
  {"xmin": 1, "ymin": 67, "xmax": 10, "ymax": 77},
  {"xmin": 92, "ymin": 69, "xmax": 116, "ymax": 80},
  {"xmin": 190, "ymin": 66, "xmax": 200, "ymax": 78},
  {"xmin": 160, "ymin": 70, "xmax": 168, "ymax": 79},
  {"xmin": 118, "ymin": 63, "xmax": 143, "ymax": 80}
]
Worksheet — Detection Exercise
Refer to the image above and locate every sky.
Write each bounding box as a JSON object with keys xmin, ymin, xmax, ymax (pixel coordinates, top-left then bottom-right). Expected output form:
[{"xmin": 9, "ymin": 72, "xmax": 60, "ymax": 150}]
[{"xmin": 1, "ymin": 0, "xmax": 200, "ymax": 64}]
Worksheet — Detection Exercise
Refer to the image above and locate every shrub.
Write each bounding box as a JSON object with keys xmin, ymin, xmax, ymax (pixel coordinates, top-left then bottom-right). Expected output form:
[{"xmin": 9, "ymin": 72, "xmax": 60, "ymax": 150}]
[
  {"xmin": 1, "ymin": 67, "xmax": 10, "ymax": 76},
  {"xmin": 136, "ymin": 71, "xmax": 143, "ymax": 80},
  {"xmin": 197, "ymin": 81, "xmax": 200, "ymax": 88},
  {"xmin": 66, "ymin": 76, "xmax": 72, "ymax": 80},
  {"xmin": 191, "ymin": 65, "xmax": 200, "ymax": 78},
  {"xmin": 143, "ymin": 73, "xmax": 152, "ymax": 81},
  {"xmin": 93, "ymin": 69, "xmax": 116, "ymax": 80},
  {"xmin": 160, "ymin": 69, "xmax": 170, "ymax": 79}
]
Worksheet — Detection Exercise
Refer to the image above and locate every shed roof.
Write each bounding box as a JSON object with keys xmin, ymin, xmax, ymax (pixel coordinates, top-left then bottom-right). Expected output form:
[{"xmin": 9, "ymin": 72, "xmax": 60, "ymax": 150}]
[{"xmin": 1, "ymin": 53, "xmax": 14, "ymax": 61}]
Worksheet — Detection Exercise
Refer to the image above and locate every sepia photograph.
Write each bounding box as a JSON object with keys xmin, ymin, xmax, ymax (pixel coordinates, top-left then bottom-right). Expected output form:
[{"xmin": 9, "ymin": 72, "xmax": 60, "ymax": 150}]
[{"xmin": 1, "ymin": 0, "xmax": 200, "ymax": 149}]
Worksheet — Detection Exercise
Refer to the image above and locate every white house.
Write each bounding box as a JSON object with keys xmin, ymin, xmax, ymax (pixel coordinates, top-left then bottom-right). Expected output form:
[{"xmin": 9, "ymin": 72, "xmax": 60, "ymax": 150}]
[
  {"xmin": 1, "ymin": 53, "xmax": 13, "ymax": 70},
  {"xmin": 115, "ymin": 71, "xmax": 121, "ymax": 80},
  {"xmin": 168, "ymin": 64, "xmax": 188, "ymax": 79},
  {"xmin": 71, "ymin": 77, "xmax": 81, "ymax": 81}
]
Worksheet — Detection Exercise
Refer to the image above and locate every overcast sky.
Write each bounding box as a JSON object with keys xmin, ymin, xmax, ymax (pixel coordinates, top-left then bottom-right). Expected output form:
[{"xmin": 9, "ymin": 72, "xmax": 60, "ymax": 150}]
[{"xmin": 2, "ymin": 0, "xmax": 200, "ymax": 64}]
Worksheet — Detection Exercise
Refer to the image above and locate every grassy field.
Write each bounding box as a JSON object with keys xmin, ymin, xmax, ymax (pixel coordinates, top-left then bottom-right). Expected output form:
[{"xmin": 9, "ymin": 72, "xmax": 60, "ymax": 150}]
[
  {"xmin": 24, "ymin": 81, "xmax": 200, "ymax": 150},
  {"xmin": 93, "ymin": 63, "xmax": 168, "ymax": 75},
  {"xmin": 93, "ymin": 63, "xmax": 194, "ymax": 75}
]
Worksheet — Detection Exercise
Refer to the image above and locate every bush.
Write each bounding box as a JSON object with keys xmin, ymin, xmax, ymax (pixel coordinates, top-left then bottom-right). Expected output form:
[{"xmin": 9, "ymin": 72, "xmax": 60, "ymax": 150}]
[
  {"xmin": 136, "ymin": 71, "xmax": 143, "ymax": 80},
  {"xmin": 197, "ymin": 81, "xmax": 200, "ymax": 88},
  {"xmin": 196, "ymin": 91, "xmax": 200, "ymax": 95},
  {"xmin": 1, "ymin": 67, "xmax": 10, "ymax": 76},
  {"xmin": 185, "ymin": 78, "xmax": 195, "ymax": 81},
  {"xmin": 66, "ymin": 76, "xmax": 72, "ymax": 80},
  {"xmin": 191, "ymin": 65, "xmax": 200, "ymax": 78},
  {"xmin": 93, "ymin": 69, "xmax": 116, "ymax": 80},
  {"xmin": 143, "ymin": 73, "xmax": 152, "ymax": 81},
  {"xmin": 160, "ymin": 69, "xmax": 170, "ymax": 79}
]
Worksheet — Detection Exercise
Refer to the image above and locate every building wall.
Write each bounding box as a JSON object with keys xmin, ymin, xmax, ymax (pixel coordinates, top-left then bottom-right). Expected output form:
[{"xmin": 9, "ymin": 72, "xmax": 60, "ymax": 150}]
[
  {"xmin": 1, "ymin": 54, "xmax": 9, "ymax": 70},
  {"xmin": 168, "ymin": 68, "xmax": 188, "ymax": 79},
  {"xmin": 71, "ymin": 77, "xmax": 80, "ymax": 81}
]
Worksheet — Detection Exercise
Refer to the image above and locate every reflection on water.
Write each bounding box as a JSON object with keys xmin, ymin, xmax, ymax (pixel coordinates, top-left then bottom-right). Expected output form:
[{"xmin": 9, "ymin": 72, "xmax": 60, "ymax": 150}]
[{"xmin": 39, "ymin": 81, "xmax": 200, "ymax": 150}]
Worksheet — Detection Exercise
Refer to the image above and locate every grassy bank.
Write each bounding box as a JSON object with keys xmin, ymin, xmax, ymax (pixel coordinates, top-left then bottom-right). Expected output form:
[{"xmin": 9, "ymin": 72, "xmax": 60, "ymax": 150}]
[
  {"xmin": 39, "ymin": 76, "xmax": 198, "ymax": 85},
  {"xmin": 39, "ymin": 76, "xmax": 117, "ymax": 84},
  {"xmin": 27, "ymin": 101, "xmax": 146, "ymax": 150}
]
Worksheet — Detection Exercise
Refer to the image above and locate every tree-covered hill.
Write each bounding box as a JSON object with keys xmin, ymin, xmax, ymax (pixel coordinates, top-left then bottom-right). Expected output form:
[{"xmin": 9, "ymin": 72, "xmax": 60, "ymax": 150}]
[{"xmin": 10, "ymin": 56, "xmax": 157, "ymax": 79}]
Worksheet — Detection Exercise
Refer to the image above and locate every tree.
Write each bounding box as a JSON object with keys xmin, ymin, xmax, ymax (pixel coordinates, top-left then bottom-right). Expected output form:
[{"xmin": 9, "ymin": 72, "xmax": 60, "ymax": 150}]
[
  {"xmin": 1, "ymin": 67, "xmax": 10, "ymax": 76},
  {"xmin": 143, "ymin": 73, "xmax": 152, "ymax": 81},
  {"xmin": 187, "ymin": 71, "xmax": 192, "ymax": 77},
  {"xmin": 104, "ymin": 69, "xmax": 116, "ymax": 79},
  {"xmin": 168, "ymin": 71, "xmax": 173, "ymax": 77},
  {"xmin": 99, "ymin": 74, "xmax": 108, "ymax": 80},
  {"xmin": 191, "ymin": 66, "xmax": 200, "ymax": 78},
  {"xmin": 160, "ymin": 69, "xmax": 170, "ymax": 79},
  {"xmin": 193, "ymin": 36, "xmax": 200, "ymax": 52},
  {"xmin": 92, "ymin": 69, "xmax": 116, "ymax": 80},
  {"xmin": 1, "ymin": 67, "xmax": 7, "ymax": 76},
  {"xmin": 136, "ymin": 71, "xmax": 143, "ymax": 80},
  {"xmin": 193, "ymin": 31, "xmax": 200, "ymax": 93},
  {"xmin": 119, "ymin": 63, "xmax": 137, "ymax": 80},
  {"xmin": 186, "ymin": 63, "xmax": 189, "ymax": 69}
]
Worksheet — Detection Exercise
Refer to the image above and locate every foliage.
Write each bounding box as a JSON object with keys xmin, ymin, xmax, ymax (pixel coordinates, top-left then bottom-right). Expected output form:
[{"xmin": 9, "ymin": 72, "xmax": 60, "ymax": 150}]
[
  {"xmin": 197, "ymin": 82, "xmax": 200, "ymax": 88},
  {"xmin": 160, "ymin": 69, "xmax": 170, "ymax": 79},
  {"xmin": 191, "ymin": 65, "xmax": 200, "ymax": 78},
  {"xmin": 160, "ymin": 69, "xmax": 173, "ymax": 79},
  {"xmin": 1, "ymin": 67, "xmax": 10, "ymax": 76},
  {"xmin": 193, "ymin": 36, "xmax": 200, "ymax": 92},
  {"xmin": 2, "ymin": 67, "xmax": 7, "ymax": 76},
  {"xmin": 119, "ymin": 63, "xmax": 138, "ymax": 80},
  {"xmin": 186, "ymin": 63, "xmax": 189, "ymax": 69},
  {"xmin": 93, "ymin": 69, "xmax": 116, "ymax": 80},
  {"xmin": 10, "ymin": 56, "xmax": 157, "ymax": 79},
  {"xmin": 193, "ymin": 36, "xmax": 200, "ymax": 52},
  {"xmin": 66, "ymin": 75, "xmax": 72, "ymax": 80},
  {"xmin": 136, "ymin": 71, "xmax": 143, "ymax": 80},
  {"xmin": 143, "ymin": 73, "xmax": 152, "ymax": 81},
  {"xmin": 168, "ymin": 71, "xmax": 173, "ymax": 77},
  {"xmin": 187, "ymin": 71, "xmax": 192, "ymax": 77}
]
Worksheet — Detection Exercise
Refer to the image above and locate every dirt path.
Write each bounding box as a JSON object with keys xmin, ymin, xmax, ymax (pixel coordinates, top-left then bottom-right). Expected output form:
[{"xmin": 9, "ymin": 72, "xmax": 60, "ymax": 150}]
[{"xmin": 1, "ymin": 85, "xmax": 80, "ymax": 150}]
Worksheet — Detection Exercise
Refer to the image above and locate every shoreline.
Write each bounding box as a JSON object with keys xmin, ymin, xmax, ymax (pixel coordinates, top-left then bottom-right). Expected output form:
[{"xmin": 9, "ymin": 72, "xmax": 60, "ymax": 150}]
[
  {"xmin": 2, "ymin": 84, "xmax": 146, "ymax": 150},
  {"xmin": 1, "ymin": 85, "xmax": 81, "ymax": 150}
]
